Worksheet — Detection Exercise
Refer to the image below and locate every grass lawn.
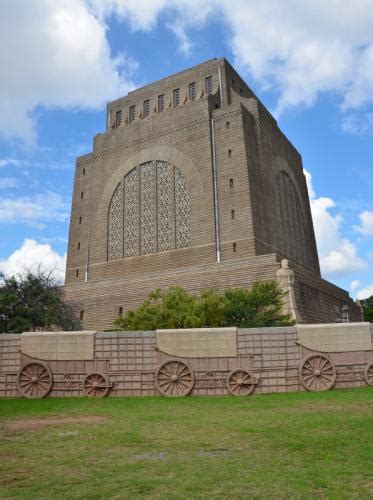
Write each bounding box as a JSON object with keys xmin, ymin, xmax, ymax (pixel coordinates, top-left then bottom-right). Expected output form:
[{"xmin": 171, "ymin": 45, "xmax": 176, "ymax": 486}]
[{"xmin": 0, "ymin": 388, "xmax": 372, "ymax": 499}]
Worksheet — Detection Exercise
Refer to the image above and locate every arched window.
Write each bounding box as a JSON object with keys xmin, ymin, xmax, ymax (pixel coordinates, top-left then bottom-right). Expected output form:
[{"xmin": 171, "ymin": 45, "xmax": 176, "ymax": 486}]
[
  {"xmin": 277, "ymin": 171, "xmax": 308, "ymax": 265},
  {"xmin": 108, "ymin": 161, "xmax": 191, "ymax": 260}
]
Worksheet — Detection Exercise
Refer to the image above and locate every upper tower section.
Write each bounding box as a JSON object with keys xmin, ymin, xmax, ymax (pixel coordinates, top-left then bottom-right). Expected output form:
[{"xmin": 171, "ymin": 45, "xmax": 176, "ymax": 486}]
[{"xmin": 105, "ymin": 58, "xmax": 259, "ymax": 131}]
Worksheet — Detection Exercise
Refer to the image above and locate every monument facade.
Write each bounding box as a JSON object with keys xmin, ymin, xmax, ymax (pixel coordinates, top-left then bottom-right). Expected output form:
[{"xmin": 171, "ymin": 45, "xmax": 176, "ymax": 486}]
[{"xmin": 64, "ymin": 58, "xmax": 361, "ymax": 330}]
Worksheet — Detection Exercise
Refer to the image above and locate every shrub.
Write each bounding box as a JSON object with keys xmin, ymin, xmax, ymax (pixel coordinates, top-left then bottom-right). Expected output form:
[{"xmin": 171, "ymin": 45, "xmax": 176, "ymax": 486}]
[{"xmin": 114, "ymin": 281, "xmax": 294, "ymax": 330}]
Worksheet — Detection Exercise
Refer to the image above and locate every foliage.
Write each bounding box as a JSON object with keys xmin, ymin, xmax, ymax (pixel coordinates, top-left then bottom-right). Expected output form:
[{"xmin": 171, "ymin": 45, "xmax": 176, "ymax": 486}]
[
  {"xmin": 114, "ymin": 281, "xmax": 294, "ymax": 330},
  {"xmin": 223, "ymin": 281, "xmax": 293, "ymax": 328},
  {"xmin": 360, "ymin": 295, "xmax": 373, "ymax": 322},
  {"xmin": 0, "ymin": 270, "xmax": 77, "ymax": 333}
]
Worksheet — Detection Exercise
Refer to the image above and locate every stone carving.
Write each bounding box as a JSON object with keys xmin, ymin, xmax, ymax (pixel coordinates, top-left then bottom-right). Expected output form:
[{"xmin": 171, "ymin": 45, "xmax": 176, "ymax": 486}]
[
  {"xmin": 155, "ymin": 359, "xmax": 194, "ymax": 396},
  {"xmin": 83, "ymin": 372, "xmax": 112, "ymax": 397},
  {"xmin": 124, "ymin": 168, "xmax": 139, "ymax": 257},
  {"xmin": 277, "ymin": 172, "xmax": 307, "ymax": 265},
  {"xmin": 108, "ymin": 161, "xmax": 191, "ymax": 260},
  {"xmin": 175, "ymin": 168, "xmax": 191, "ymax": 248},
  {"xmin": 365, "ymin": 363, "xmax": 373, "ymax": 386},
  {"xmin": 2, "ymin": 323, "xmax": 372, "ymax": 399},
  {"xmin": 157, "ymin": 160, "xmax": 173, "ymax": 251},
  {"xmin": 16, "ymin": 361, "xmax": 53, "ymax": 399},
  {"xmin": 140, "ymin": 161, "xmax": 157, "ymax": 254},
  {"xmin": 108, "ymin": 183, "xmax": 123, "ymax": 260},
  {"xmin": 276, "ymin": 259, "xmax": 301, "ymax": 321},
  {"xmin": 226, "ymin": 369, "xmax": 257, "ymax": 396},
  {"xmin": 299, "ymin": 354, "xmax": 336, "ymax": 392}
]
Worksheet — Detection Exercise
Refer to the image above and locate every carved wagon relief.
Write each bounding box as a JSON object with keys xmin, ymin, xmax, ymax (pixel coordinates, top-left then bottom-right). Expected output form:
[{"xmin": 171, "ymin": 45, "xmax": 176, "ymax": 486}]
[{"xmin": 1, "ymin": 323, "xmax": 372, "ymax": 399}]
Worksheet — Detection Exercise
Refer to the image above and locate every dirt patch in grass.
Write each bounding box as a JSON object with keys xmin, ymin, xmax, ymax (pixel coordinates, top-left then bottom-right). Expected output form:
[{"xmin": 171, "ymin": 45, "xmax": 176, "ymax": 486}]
[{"xmin": 5, "ymin": 415, "xmax": 108, "ymax": 432}]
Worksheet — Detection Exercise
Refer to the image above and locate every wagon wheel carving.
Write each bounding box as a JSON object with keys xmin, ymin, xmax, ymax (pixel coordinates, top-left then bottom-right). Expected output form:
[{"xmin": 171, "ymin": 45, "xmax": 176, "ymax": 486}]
[
  {"xmin": 227, "ymin": 369, "xmax": 256, "ymax": 396},
  {"xmin": 364, "ymin": 363, "xmax": 373, "ymax": 386},
  {"xmin": 17, "ymin": 361, "xmax": 53, "ymax": 399},
  {"xmin": 155, "ymin": 359, "xmax": 194, "ymax": 396},
  {"xmin": 83, "ymin": 372, "xmax": 111, "ymax": 397},
  {"xmin": 299, "ymin": 354, "xmax": 336, "ymax": 392}
]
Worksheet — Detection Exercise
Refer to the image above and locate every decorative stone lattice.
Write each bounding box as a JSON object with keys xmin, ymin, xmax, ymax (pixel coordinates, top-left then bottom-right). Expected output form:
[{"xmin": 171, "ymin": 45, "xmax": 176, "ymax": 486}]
[
  {"xmin": 157, "ymin": 161, "xmax": 173, "ymax": 251},
  {"xmin": 108, "ymin": 161, "xmax": 191, "ymax": 260},
  {"xmin": 124, "ymin": 168, "xmax": 139, "ymax": 257},
  {"xmin": 277, "ymin": 172, "xmax": 307, "ymax": 265},
  {"xmin": 108, "ymin": 183, "xmax": 123, "ymax": 260},
  {"xmin": 175, "ymin": 168, "xmax": 191, "ymax": 248},
  {"xmin": 141, "ymin": 162, "xmax": 157, "ymax": 254}
]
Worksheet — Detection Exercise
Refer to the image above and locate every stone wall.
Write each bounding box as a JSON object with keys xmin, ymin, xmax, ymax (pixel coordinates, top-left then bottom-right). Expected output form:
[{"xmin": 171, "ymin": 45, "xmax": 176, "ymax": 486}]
[{"xmin": 1, "ymin": 323, "xmax": 372, "ymax": 398}]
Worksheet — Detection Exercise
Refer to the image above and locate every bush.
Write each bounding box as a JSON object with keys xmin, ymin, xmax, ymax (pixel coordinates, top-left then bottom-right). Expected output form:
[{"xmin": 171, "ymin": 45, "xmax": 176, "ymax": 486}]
[
  {"xmin": 114, "ymin": 281, "xmax": 294, "ymax": 330},
  {"xmin": 0, "ymin": 270, "xmax": 78, "ymax": 333},
  {"xmin": 361, "ymin": 295, "xmax": 373, "ymax": 322}
]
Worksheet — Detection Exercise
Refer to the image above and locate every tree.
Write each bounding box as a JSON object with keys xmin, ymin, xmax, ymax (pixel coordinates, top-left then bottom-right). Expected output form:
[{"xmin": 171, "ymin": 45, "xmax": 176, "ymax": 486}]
[
  {"xmin": 361, "ymin": 295, "xmax": 373, "ymax": 322},
  {"xmin": 0, "ymin": 270, "xmax": 77, "ymax": 333},
  {"xmin": 114, "ymin": 281, "xmax": 294, "ymax": 331},
  {"xmin": 223, "ymin": 281, "xmax": 293, "ymax": 328}
]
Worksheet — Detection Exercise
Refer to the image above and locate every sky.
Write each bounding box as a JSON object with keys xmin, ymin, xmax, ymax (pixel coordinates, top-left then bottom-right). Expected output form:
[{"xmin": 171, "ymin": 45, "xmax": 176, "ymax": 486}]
[{"xmin": 0, "ymin": 0, "xmax": 372, "ymax": 300}]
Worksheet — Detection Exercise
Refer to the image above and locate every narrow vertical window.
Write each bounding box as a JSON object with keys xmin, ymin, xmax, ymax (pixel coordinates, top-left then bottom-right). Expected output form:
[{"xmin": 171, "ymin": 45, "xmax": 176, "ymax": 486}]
[
  {"xmin": 80, "ymin": 310, "xmax": 84, "ymax": 320},
  {"xmin": 143, "ymin": 99, "xmax": 150, "ymax": 117},
  {"xmin": 226, "ymin": 121, "xmax": 230, "ymax": 129},
  {"xmin": 158, "ymin": 94, "xmax": 164, "ymax": 112},
  {"xmin": 232, "ymin": 243, "xmax": 237, "ymax": 253},
  {"xmin": 79, "ymin": 216, "xmax": 82, "ymax": 224},
  {"xmin": 76, "ymin": 269, "xmax": 79, "ymax": 277},
  {"xmin": 173, "ymin": 88, "xmax": 180, "ymax": 107},
  {"xmin": 77, "ymin": 242, "xmax": 80, "ymax": 251},
  {"xmin": 231, "ymin": 210, "xmax": 235, "ymax": 219},
  {"xmin": 129, "ymin": 105, "xmax": 135, "ymax": 123},
  {"xmin": 229, "ymin": 178, "xmax": 234, "ymax": 188},
  {"xmin": 118, "ymin": 306, "xmax": 123, "ymax": 316},
  {"xmin": 189, "ymin": 82, "xmax": 196, "ymax": 101},
  {"xmin": 205, "ymin": 76, "xmax": 213, "ymax": 95},
  {"xmin": 80, "ymin": 191, "xmax": 84, "ymax": 199},
  {"xmin": 228, "ymin": 149, "xmax": 232, "ymax": 157},
  {"xmin": 115, "ymin": 110, "xmax": 122, "ymax": 128},
  {"xmin": 82, "ymin": 168, "xmax": 86, "ymax": 175}
]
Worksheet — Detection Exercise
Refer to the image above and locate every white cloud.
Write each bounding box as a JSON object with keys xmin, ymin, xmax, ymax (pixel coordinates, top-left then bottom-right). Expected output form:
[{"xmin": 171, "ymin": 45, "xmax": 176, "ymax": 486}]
[
  {"xmin": 350, "ymin": 280, "xmax": 360, "ymax": 292},
  {"xmin": 0, "ymin": 177, "xmax": 18, "ymax": 189},
  {"xmin": 356, "ymin": 285, "xmax": 373, "ymax": 300},
  {"xmin": 0, "ymin": 191, "xmax": 69, "ymax": 227},
  {"xmin": 304, "ymin": 169, "xmax": 366, "ymax": 278},
  {"xmin": 0, "ymin": 0, "xmax": 135, "ymax": 143},
  {"xmin": 341, "ymin": 113, "xmax": 373, "ymax": 135},
  {"xmin": 0, "ymin": 239, "xmax": 66, "ymax": 283},
  {"xmin": 3, "ymin": 0, "xmax": 373, "ymax": 143},
  {"xmin": 355, "ymin": 210, "xmax": 373, "ymax": 235}
]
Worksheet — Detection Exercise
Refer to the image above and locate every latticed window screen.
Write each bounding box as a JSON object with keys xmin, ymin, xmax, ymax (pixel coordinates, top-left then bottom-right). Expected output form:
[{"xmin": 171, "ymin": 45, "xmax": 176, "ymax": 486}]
[
  {"xmin": 108, "ymin": 161, "xmax": 191, "ymax": 260},
  {"xmin": 173, "ymin": 88, "xmax": 180, "ymax": 106},
  {"xmin": 205, "ymin": 76, "xmax": 213, "ymax": 95},
  {"xmin": 277, "ymin": 171, "xmax": 308, "ymax": 265},
  {"xmin": 158, "ymin": 94, "xmax": 164, "ymax": 112},
  {"xmin": 189, "ymin": 82, "xmax": 196, "ymax": 100},
  {"xmin": 143, "ymin": 100, "xmax": 150, "ymax": 117}
]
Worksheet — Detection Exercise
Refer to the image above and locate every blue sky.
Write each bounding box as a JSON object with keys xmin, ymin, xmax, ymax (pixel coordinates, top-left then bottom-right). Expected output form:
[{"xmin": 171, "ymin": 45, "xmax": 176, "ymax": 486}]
[{"xmin": 0, "ymin": 0, "xmax": 372, "ymax": 299}]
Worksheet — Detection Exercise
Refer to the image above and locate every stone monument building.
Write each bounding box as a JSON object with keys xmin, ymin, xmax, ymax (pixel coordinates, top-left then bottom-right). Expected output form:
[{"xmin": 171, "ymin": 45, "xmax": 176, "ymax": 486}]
[{"xmin": 64, "ymin": 58, "xmax": 361, "ymax": 330}]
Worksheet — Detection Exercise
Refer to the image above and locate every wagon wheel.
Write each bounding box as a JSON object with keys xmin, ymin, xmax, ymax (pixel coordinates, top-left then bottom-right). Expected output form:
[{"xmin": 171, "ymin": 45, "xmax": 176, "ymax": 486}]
[
  {"xmin": 364, "ymin": 363, "xmax": 373, "ymax": 386},
  {"xmin": 155, "ymin": 359, "xmax": 194, "ymax": 396},
  {"xmin": 16, "ymin": 361, "xmax": 53, "ymax": 399},
  {"xmin": 83, "ymin": 372, "xmax": 111, "ymax": 397},
  {"xmin": 226, "ymin": 369, "xmax": 256, "ymax": 396},
  {"xmin": 299, "ymin": 354, "xmax": 336, "ymax": 392}
]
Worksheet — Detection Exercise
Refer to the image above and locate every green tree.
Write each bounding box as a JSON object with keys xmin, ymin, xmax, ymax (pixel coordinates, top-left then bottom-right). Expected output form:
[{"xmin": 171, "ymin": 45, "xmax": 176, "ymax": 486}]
[
  {"xmin": 361, "ymin": 295, "xmax": 373, "ymax": 322},
  {"xmin": 223, "ymin": 281, "xmax": 293, "ymax": 328},
  {"xmin": 0, "ymin": 270, "xmax": 77, "ymax": 333},
  {"xmin": 114, "ymin": 281, "xmax": 294, "ymax": 330}
]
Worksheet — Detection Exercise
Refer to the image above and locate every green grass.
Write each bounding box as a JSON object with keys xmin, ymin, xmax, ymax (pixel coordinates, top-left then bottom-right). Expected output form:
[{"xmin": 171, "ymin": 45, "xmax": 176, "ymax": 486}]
[{"xmin": 0, "ymin": 388, "xmax": 372, "ymax": 499}]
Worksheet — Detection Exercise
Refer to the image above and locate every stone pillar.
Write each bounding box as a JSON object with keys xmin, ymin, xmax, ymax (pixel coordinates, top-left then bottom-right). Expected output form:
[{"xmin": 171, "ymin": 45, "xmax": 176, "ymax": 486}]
[{"xmin": 276, "ymin": 259, "xmax": 301, "ymax": 322}]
